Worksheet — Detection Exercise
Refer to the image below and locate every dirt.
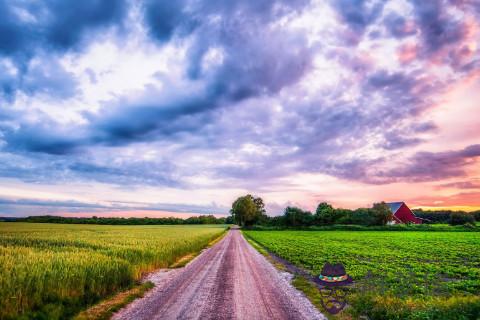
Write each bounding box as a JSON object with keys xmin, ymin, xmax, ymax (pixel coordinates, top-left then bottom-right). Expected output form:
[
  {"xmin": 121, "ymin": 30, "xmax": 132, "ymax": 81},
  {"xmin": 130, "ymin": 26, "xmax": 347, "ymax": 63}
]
[{"xmin": 112, "ymin": 229, "xmax": 326, "ymax": 320}]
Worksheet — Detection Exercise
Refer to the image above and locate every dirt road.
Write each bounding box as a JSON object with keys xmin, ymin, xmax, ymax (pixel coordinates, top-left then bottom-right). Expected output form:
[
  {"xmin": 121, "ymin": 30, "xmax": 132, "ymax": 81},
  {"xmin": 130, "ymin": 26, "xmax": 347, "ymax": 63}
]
[{"xmin": 113, "ymin": 229, "xmax": 326, "ymax": 320}]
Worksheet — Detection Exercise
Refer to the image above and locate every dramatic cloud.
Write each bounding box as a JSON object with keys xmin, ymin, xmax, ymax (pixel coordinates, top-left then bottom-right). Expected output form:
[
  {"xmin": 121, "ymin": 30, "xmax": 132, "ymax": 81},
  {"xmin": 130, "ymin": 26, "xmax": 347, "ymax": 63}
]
[
  {"xmin": 0, "ymin": 196, "xmax": 228, "ymax": 216},
  {"xmin": 0, "ymin": 0, "xmax": 479, "ymax": 216},
  {"xmin": 382, "ymin": 144, "xmax": 480, "ymax": 182}
]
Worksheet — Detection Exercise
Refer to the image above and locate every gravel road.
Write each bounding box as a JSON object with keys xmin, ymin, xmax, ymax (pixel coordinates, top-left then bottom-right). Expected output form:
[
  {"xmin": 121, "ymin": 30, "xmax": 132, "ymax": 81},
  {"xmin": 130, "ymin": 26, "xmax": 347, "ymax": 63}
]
[{"xmin": 113, "ymin": 229, "xmax": 326, "ymax": 320}]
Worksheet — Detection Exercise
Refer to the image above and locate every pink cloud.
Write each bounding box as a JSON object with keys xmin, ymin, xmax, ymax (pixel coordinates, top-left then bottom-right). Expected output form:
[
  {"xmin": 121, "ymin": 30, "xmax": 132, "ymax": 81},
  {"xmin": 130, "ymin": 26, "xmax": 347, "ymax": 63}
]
[{"xmin": 397, "ymin": 43, "xmax": 418, "ymax": 64}]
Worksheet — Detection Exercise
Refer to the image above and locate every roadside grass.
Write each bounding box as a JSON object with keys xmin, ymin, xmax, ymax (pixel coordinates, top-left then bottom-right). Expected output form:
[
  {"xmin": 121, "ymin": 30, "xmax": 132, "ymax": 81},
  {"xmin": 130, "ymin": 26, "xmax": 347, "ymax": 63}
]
[
  {"xmin": 244, "ymin": 230, "xmax": 480, "ymax": 320},
  {"xmin": 74, "ymin": 282, "xmax": 154, "ymax": 320},
  {"xmin": 0, "ymin": 223, "xmax": 226, "ymax": 319}
]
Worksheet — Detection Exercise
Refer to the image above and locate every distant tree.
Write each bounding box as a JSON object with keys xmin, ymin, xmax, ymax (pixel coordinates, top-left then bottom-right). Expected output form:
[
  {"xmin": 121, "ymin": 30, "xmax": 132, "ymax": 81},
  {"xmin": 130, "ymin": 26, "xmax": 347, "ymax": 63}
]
[
  {"xmin": 449, "ymin": 212, "xmax": 475, "ymax": 226},
  {"xmin": 413, "ymin": 209, "xmax": 451, "ymax": 224},
  {"xmin": 315, "ymin": 202, "xmax": 336, "ymax": 225},
  {"xmin": 370, "ymin": 202, "xmax": 392, "ymax": 226},
  {"xmin": 231, "ymin": 195, "xmax": 259, "ymax": 226},
  {"xmin": 284, "ymin": 207, "xmax": 313, "ymax": 226},
  {"xmin": 19, "ymin": 215, "xmax": 226, "ymax": 225},
  {"xmin": 230, "ymin": 194, "xmax": 268, "ymax": 226},
  {"xmin": 334, "ymin": 208, "xmax": 354, "ymax": 224},
  {"xmin": 473, "ymin": 210, "xmax": 480, "ymax": 222},
  {"xmin": 225, "ymin": 215, "xmax": 235, "ymax": 224},
  {"xmin": 269, "ymin": 215, "xmax": 286, "ymax": 227}
]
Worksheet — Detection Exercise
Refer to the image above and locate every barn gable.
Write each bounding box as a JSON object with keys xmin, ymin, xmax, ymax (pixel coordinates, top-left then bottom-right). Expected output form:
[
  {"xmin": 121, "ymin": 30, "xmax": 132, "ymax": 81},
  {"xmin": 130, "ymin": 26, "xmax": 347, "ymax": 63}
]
[
  {"xmin": 387, "ymin": 202, "xmax": 403, "ymax": 214},
  {"xmin": 386, "ymin": 202, "xmax": 422, "ymax": 224}
]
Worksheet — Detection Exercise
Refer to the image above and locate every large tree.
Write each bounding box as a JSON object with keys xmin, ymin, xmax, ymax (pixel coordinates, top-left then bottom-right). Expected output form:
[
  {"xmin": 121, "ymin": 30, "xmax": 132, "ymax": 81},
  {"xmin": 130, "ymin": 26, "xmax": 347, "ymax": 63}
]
[
  {"xmin": 230, "ymin": 194, "xmax": 265, "ymax": 226},
  {"xmin": 315, "ymin": 202, "xmax": 336, "ymax": 225}
]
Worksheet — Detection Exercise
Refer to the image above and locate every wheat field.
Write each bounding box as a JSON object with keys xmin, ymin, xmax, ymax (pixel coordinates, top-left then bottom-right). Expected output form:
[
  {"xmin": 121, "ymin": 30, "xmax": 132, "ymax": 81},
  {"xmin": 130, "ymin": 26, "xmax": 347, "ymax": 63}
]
[{"xmin": 0, "ymin": 222, "xmax": 226, "ymax": 319}]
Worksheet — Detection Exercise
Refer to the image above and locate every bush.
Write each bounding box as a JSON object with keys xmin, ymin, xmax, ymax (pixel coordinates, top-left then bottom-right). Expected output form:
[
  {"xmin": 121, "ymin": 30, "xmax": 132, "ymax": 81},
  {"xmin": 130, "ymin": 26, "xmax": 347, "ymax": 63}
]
[{"xmin": 449, "ymin": 212, "xmax": 475, "ymax": 225}]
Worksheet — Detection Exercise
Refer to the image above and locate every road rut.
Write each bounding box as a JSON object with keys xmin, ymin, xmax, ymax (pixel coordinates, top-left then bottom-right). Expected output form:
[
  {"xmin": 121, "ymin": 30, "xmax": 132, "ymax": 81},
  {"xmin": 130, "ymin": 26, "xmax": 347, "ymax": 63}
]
[{"xmin": 113, "ymin": 229, "xmax": 326, "ymax": 320}]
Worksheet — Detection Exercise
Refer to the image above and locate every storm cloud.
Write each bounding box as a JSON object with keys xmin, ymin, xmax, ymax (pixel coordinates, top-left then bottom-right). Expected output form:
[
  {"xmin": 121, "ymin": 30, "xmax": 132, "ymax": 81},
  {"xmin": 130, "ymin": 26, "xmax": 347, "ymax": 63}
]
[{"xmin": 0, "ymin": 0, "xmax": 479, "ymax": 215}]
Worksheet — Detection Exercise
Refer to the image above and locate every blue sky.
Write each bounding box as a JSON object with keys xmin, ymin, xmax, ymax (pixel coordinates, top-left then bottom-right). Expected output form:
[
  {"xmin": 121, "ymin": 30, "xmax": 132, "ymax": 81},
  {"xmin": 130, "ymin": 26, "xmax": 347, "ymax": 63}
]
[{"xmin": 0, "ymin": 0, "xmax": 480, "ymax": 217}]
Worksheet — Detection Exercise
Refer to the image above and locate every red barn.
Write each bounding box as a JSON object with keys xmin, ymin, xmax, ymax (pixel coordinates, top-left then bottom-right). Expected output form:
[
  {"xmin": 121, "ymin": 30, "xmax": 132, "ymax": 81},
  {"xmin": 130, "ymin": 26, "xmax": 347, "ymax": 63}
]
[{"xmin": 386, "ymin": 202, "xmax": 422, "ymax": 224}]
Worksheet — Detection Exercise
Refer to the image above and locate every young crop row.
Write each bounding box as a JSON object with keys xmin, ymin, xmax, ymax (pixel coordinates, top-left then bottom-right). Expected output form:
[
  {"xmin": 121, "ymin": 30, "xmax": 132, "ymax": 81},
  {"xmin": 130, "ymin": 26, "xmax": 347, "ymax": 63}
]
[
  {"xmin": 244, "ymin": 230, "xmax": 480, "ymax": 319},
  {"xmin": 0, "ymin": 223, "xmax": 226, "ymax": 319}
]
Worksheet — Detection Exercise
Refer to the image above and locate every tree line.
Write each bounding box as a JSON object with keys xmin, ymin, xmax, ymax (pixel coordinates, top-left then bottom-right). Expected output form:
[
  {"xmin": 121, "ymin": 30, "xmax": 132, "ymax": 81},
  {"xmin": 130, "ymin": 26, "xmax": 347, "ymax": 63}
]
[
  {"xmin": 5, "ymin": 215, "xmax": 232, "ymax": 225},
  {"xmin": 230, "ymin": 194, "xmax": 480, "ymax": 227},
  {"xmin": 413, "ymin": 209, "xmax": 480, "ymax": 225}
]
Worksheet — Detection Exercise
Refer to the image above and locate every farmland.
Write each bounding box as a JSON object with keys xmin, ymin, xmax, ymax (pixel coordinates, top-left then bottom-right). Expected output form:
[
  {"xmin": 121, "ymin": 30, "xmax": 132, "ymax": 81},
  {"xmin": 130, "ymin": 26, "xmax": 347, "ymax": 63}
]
[
  {"xmin": 0, "ymin": 222, "xmax": 226, "ymax": 319},
  {"xmin": 244, "ymin": 230, "xmax": 480, "ymax": 319}
]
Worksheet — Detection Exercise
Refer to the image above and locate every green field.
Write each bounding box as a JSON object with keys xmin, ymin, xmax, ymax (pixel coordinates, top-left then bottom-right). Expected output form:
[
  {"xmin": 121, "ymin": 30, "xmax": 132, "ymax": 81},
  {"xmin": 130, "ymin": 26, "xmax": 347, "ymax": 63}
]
[
  {"xmin": 244, "ymin": 230, "xmax": 480, "ymax": 319},
  {"xmin": 0, "ymin": 223, "xmax": 226, "ymax": 319}
]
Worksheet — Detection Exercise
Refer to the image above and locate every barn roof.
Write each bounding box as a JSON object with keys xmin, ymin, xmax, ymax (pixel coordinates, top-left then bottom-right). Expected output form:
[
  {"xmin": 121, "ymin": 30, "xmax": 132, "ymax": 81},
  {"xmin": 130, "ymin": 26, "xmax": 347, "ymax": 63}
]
[{"xmin": 386, "ymin": 202, "xmax": 404, "ymax": 214}]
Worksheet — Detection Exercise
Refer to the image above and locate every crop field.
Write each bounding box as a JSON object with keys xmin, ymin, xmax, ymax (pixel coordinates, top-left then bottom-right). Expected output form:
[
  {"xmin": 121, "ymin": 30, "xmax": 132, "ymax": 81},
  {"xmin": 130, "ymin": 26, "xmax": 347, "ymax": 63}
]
[
  {"xmin": 244, "ymin": 230, "xmax": 480, "ymax": 319},
  {"xmin": 0, "ymin": 222, "xmax": 226, "ymax": 319}
]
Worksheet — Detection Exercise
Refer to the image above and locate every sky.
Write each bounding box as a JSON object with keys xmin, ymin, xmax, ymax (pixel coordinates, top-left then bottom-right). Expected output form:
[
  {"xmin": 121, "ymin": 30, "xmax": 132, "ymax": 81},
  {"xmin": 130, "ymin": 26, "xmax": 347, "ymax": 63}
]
[{"xmin": 0, "ymin": 0, "xmax": 479, "ymax": 217}]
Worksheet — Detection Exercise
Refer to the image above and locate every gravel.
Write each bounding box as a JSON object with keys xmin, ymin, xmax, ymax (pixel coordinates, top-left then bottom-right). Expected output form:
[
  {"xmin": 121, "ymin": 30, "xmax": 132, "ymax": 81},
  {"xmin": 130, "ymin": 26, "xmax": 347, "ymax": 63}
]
[{"xmin": 112, "ymin": 229, "xmax": 326, "ymax": 320}]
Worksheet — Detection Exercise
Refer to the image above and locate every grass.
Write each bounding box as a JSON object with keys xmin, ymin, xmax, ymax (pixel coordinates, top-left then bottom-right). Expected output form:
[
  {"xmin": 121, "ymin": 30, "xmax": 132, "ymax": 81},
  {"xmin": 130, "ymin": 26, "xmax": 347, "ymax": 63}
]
[
  {"xmin": 74, "ymin": 282, "xmax": 154, "ymax": 320},
  {"xmin": 244, "ymin": 230, "xmax": 480, "ymax": 320},
  {"xmin": 249, "ymin": 223, "xmax": 479, "ymax": 232},
  {"xmin": 0, "ymin": 222, "xmax": 226, "ymax": 319}
]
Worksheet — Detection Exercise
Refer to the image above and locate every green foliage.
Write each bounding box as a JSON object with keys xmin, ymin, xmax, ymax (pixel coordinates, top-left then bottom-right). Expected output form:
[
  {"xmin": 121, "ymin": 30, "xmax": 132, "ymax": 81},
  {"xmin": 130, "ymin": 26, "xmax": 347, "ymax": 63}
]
[
  {"xmin": 371, "ymin": 201, "xmax": 393, "ymax": 226},
  {"xmin": 414, "ymin": 209, "xmax": 479, "ymax": 225},
  {"xmin": 337, "ymin": 208, "xmax": 376, "ymax": 225},
  {"xmin": 314, "ymin": 202, "xmax": 335, "ymax": 225},
  {"xmin": 230, "ymin": 194, "xmax": 265, "ymax": 226},
  {"xmin": 257, "ymin": 201, "xmax": 397, "ymax": 227},
  {"xmin": 0, "ymin": 223, "xmax": 225, "ymax": 319},
  {"xmin": 284, "ymin": 207, "xmax": 313, "ymax": 226},
  {"xmin": 450, "ymin": 212, "xmax": 476, "ymax": 225},
  {"xmin": 244, "ymin": 230, "xmax": 480, "ymax": 319},
  {"xmin": 474, "ymin": 210, "xmax": 480, "ymax": 222}
]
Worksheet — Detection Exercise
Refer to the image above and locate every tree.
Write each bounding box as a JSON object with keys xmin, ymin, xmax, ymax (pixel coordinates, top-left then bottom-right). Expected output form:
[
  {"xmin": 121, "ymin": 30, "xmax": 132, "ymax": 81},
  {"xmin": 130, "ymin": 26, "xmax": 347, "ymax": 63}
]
[
  {"xmin": 225, "ymin": 215, "xmax": 235, "ymax": 224},
  {"xmin": 230, "ymin": 195, "xmax": 262, "ymax": 226},
  {"xmin": 253, "ymin": 196, "xmax": 266, "ymax": 216},
  {"xmin": 370, "ymin": 202, "xmax": 392, "ymax": 226},
  {"xmin": 472, "ymin": 210, "xmax": 480, "ymax": 222},
  {"xmin": 449, "ymin": 212, "xmax": 475, "ymax": 225},
  {"xmin": 284, "ymin": 207, "xmax": 313, "ymax": 226},
  {"xmin": 252, "ymin": 196, "xmax": 269, "ymax": 224},
  {"xmin": 315, "ymin": 202, "xmax": 335, "ymax": 225}
]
